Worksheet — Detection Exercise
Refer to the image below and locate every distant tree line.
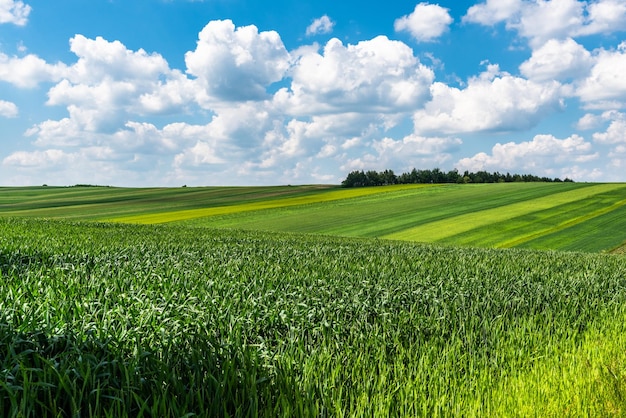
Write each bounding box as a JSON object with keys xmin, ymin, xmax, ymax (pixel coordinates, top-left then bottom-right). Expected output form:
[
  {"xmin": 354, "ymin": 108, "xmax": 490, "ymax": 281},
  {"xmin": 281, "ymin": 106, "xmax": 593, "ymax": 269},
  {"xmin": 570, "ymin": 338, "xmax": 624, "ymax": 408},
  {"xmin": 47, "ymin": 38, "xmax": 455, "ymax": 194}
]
[{"xmin": 341, "ymin": 168, "xmax": 573, "ymax": 187}]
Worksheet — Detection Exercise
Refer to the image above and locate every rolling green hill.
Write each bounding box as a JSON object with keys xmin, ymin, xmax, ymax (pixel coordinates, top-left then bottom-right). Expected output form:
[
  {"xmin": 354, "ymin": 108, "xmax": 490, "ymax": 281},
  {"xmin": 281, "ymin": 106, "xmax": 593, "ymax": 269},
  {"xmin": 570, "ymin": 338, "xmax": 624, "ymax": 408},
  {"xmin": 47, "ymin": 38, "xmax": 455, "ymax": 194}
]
[{"xmin": 1, "ymin": 182, "xmax": 626, "ymax": 252}]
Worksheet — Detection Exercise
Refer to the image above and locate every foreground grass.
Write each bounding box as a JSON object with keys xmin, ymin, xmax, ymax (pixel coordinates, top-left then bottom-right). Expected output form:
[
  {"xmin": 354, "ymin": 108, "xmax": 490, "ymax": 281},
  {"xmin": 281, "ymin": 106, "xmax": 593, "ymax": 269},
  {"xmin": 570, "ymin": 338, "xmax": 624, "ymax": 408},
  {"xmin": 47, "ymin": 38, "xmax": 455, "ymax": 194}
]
[{"xmin": 1, "ymin": 218, "xmax": 625, "ymax": 416}]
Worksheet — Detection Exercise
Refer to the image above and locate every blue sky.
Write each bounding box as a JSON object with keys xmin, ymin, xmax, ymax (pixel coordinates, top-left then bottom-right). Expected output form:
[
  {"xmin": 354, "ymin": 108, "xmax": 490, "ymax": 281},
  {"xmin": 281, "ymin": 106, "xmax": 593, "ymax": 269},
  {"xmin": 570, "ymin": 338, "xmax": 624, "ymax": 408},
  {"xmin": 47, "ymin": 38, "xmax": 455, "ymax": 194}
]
[{"xmin": 1, "ymin": 0, "xmax": 626, "ymax": 186}]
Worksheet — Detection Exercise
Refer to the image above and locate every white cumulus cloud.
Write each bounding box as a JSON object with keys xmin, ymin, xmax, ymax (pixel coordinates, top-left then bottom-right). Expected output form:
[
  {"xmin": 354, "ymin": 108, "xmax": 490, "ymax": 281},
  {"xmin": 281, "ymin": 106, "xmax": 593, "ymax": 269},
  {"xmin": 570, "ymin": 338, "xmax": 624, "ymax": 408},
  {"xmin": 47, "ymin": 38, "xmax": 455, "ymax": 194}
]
[
  {"xmin": 578, "ymin": 0, "xmax": 626, "ymax": 35},
  {"xmin": 3, "ymin": 149, "xmax": 73, "ymax": 167},
  {"xmin": 306, "ymin": 15, "xmax": 335, "ymax": 36},
  {"xmin": 0, "ymin": 99, "xmax": 18, "ymax": 117},
  {"xmin": 592, "ymin": 112, "xmax": 626, "ymax": 144},
  {"xmin": 0, "ymin": 52, "xmax": 68, "ymax": 88},
  {"xmin": 275, "ymin": 36, "xmax": 434, "ymax": 115},
  {"xmin": 394, "ymin": 3, "xmax": 453, "ymax": 42},
  {"xmin": 36, "ymin": 35, "xmax": 192, "ymax": 135},
  {"xmin": 185, "ymin": 19, "xmax": 290, "ymax": 102},
  {"xmin": 463, "ymin": 0, "xmax": 522, "ymax": 25},
  {"xmin": 456, "ymin": 134, "xmax": 598, "ymax": 177},
  {"xmin": 519, "ymin": 37, "xmax": 593, "ymax": 81},
  {"xmin": 576, "ymin": 42, "xmax": 626, "ymax": 109},
  {"xmin": 412, "ymin": 64, "xmax": 564, "ymax": 135},
  {"xmin": 370, "ymin": 134, "xmax": 462, "ymax": 170},
  {"xmin": 0, "ymin": 0, "xmax": 30, "ymax": 25},
  {"xmin": 464, "ymin": 0, "xmax": 626, "ymax": 47}
]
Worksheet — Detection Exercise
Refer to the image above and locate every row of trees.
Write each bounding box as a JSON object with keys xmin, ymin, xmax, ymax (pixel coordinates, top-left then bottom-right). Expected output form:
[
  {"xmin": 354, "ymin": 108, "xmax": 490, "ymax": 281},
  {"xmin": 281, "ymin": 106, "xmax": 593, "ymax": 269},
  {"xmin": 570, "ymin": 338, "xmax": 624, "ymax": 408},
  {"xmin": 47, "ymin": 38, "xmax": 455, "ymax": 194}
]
[{"xmin": 341, "ymin": 168, "xmax": 573, "ymax": 187}]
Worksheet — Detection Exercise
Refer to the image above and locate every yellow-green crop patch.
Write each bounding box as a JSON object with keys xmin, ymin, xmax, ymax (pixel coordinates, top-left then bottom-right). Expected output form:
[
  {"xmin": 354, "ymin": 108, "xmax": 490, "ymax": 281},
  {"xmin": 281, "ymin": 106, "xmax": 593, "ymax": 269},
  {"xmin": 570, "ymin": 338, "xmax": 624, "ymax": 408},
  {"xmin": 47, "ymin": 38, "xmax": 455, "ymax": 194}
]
[
  {"xmin": 172, "ymin": 182, "xmax": 626, "ymax": 252},
  {"xmin": 107, "ymin": 184, "xmax": 431, "ymax": 224},
  {"xmin": 2, "ymin": 182, "xmax": 626, "ymax": 252},
  {"xmin": 383, "ymin": 183, "xmax": 626, "ymax": 244}
]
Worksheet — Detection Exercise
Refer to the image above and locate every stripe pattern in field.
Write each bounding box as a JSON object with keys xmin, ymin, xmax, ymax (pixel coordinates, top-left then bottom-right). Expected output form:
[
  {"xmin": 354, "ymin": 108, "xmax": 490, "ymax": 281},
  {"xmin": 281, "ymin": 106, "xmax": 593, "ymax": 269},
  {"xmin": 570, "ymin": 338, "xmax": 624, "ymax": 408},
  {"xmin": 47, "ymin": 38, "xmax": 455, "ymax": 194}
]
[
  {"xmin": 174, "ymin": 183, "xmax": 626, "ymax": 253},
  {"xmin": 106, "ymin": 184, "xmax": 431, "ymax": 224},
  {"xmin": 384, "ymin": 183, "xmax": 626, "ymax": 252},
  {"xmin": 2, "ymin": 183, "xmax": 626, "ymax": 252}
]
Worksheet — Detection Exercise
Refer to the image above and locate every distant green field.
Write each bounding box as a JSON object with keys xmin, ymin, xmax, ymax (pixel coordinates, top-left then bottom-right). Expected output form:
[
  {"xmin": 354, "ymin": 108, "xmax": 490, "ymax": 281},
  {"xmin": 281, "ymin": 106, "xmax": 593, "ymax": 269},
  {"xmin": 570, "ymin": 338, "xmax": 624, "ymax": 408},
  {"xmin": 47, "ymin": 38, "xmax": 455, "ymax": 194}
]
[
  {"xmin": 173, "ymin": 182, "xmax": 626, "ymax": 253},
  {"xmin": 0, "ymin": 185, "xmax": 340, "ymax": 219},
  {"xmin": 1, "ymin": 182, "xmax": 626, "ymax": 252}
]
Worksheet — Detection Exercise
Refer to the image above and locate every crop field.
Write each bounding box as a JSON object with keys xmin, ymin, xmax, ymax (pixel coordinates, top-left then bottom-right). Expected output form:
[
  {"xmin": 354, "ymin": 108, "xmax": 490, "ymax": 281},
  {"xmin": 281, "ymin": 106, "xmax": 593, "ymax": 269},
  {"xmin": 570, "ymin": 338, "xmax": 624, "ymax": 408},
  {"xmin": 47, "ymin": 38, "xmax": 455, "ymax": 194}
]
[
  {"xmin": 2, "ymin": 182, "xmax": 625, "ymax": 252},
  {"xmin": 172, "ymin": 182, "xmax": 626, "ymax": 253},
  {"xmin": 0, "ymin": 185, "xmax": 343, "ymax": 220},
  {"xmin": 1, "ymin": 218, "xmax": 625, "ymax": 416},
  {"xmin": 2, "ymin": 183, "xmax": 626, "ymax": 415}
]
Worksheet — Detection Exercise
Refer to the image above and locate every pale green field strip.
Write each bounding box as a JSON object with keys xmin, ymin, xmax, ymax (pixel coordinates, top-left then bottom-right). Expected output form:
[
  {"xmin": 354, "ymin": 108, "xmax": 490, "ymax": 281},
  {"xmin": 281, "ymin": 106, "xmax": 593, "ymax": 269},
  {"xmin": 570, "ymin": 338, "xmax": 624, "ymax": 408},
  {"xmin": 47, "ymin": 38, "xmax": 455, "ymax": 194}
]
[
  {"xmin": 108, "ymin": 184, "xmax": 431, "ymax": 224},
  {"xmin": 433, "ymin": 186, "xmax": 626, "ymax": 251},
  {"xmin": 383, "ymin": 183, "xmax": 626, "ymax": 243},
  {"xmin": 519, "ymin": 199, "xmax": 626, "ymax": 252},
  {"xmin": 178, "ymin": 183, "xmax": 583, "ymax": 238},
  {"xmin": 499, "ymin": 196, "xmax": 626, "ymax": 248}
]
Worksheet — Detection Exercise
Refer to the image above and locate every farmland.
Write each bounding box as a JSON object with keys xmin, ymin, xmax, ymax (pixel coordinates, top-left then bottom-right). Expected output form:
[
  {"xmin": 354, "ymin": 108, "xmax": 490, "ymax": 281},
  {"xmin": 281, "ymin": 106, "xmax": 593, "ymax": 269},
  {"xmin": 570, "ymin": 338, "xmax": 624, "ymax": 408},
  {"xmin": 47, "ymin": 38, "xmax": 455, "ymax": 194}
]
[
  {"xmin": 2, "ymin": 182, "xmax": 626, "ymax": 252},
  {"xmin": 1, "ymin": 183, "xmax": 626, "ymax": 416},
  {"xmin": 1, "ymin": 218, "xmax": 625, "ymax": 416}
]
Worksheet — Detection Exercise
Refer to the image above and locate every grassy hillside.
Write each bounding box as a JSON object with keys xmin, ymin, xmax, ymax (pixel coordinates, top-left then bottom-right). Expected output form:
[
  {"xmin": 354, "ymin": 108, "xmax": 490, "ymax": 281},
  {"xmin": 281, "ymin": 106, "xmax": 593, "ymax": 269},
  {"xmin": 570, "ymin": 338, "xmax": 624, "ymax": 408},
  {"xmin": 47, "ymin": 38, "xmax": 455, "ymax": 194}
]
[
  {"xmin": 2, "ymin": 182, "xmax": 626, "ymax": 252},
  {"xmin": 1, "ymin": 218, "xmax": 625, "ymax": 416},
  {"xmin": 0, "ymin": 185, "xmax": 339, "ymax": 219}
]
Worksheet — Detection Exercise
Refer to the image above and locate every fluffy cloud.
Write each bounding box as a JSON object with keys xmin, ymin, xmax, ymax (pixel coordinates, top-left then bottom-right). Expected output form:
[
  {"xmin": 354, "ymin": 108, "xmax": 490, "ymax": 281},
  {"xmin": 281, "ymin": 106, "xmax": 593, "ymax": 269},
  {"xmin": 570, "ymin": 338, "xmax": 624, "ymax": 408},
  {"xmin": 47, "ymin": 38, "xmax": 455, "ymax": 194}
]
[
  {"xmin": 174, "ymin": 141, "xmax": 224, "ymax": 167},
  {"xmin": 3, "ymin": 149, "xmax": 74, "ymax": 168},
  {"xmin": 6, "ymin": 117, "xmax": 239, "ymax": 186},
  {"xmin": 170, "ymin": 102, "xmax": 281, "ymax": 171},
  {"xmin": 463, "ymin": 0, "xmax": 522, "ymax": 25},
  {"xmin": 576, "ymin": 42, "xmax": 626, "ymax": 108},
  {"xmin": 512, "ymin": 0, "xmax": 585, "ymax": 46},
  {"xmin": 412, "ymin": 64, "xmax": 563, "ymax": 135},
  {"xmin": 0, "ymin": 0, "xmax": 30, "ymax": 25},
  {"xmin": 1, "ymin": 147, "xmax": 169, "ymax": 186},
  {"xmin": 306, "ymin": 15, "xmax": 335, "ymax": 36},
  {"xmin": 456, "ymin": 134, "xmax": 598, "ymax": 177},
  {"xmin": 464, "ymin": 0, "xmax": 626, "ymax": 47},
  {"xmin": 0, "ymin": 53, "xmax": 67, "ymax": 88},
  {"xmin": 576, "ymin": 112, "xmax": 603, "ymax": 130},
  {"xmin": 5, "ymin": 11, "xmax": 623, "ymax": 186},
  {"xmin": 592, "ymin": 112, "xmax": 626, "ymax": 144},
  {"xmin": 27, "ymin": 118, "xmax": 84, "ymax": 147},
  {"xmin": 66, "ymin": 35, "xmax": 170, "ymax": 84},
  {"xmin": 394, "ymin": 3, "xmax": 453, "ymax": 42},
  {"xmin": 37, "ymin": 35, "xmax": 192, "ymax": 134},
  {"xmin": 578, "ymin": 0, "xmax": 626, "ymax": 35},
  {"xmin": 370, "ymin": 134, "xmax": 462, "ymax": 169},
  {"xmin": 519, "ymin": 38, "xmax": 593, "ymax": 81},
  {"xmin": 275, "ymin": 36, "xmax": 434, "ymax": 115},
  {"xmin": 0, "ymin": 99, "xmax": 17, "ymax": 117},
  {"xmin": 258, "ymin": 112, "xmax": 398, "ymax": 169},
  {"xmin": 185, "ymin": 20, "xmax": 290, "ymax": 102}
]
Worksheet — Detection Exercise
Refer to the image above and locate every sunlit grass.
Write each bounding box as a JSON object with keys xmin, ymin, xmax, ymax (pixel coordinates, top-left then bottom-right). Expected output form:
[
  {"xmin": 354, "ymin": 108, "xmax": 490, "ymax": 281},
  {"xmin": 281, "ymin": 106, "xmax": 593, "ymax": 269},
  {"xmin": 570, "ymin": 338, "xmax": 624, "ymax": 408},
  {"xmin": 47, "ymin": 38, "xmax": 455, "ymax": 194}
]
[
  {"xmin": 1, "ymin": 218, "xmax": 625, "ymax": 416},
  {"xmin": 485, "ymin": 313, "xmax": 626, "ymax": 416},
  {"xmin": 383, "ymin": 183, "xmax": 625, "ymax": 242}
]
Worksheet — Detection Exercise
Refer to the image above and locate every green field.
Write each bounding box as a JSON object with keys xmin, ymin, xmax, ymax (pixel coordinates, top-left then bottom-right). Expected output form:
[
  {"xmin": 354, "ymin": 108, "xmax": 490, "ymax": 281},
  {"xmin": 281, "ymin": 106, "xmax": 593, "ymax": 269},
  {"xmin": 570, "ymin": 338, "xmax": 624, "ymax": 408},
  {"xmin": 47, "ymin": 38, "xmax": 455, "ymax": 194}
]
[
  {"xmin": 2, "ymin": 182, "xmax": 626, "ymax": 252},
  {"xmin": 2, "ymin": 182, "xmax": 626, "ymax": 415},
  {"xmin": 1, "ymin": 218, "xmax": 625, "ymax": 416}
]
